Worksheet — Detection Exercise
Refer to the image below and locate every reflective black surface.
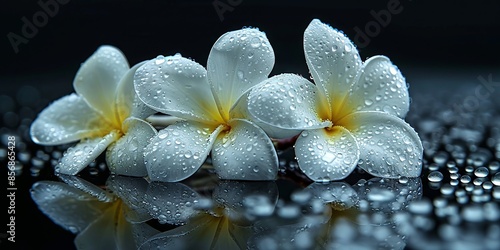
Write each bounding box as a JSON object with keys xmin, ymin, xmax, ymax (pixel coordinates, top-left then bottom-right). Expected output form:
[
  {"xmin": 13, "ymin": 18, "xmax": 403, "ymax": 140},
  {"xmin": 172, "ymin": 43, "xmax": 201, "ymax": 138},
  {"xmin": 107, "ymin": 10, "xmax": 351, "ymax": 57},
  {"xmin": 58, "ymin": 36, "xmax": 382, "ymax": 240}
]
[{"xmin": 2, "ymin": 1, "xmax": 500, "ymax": 249}]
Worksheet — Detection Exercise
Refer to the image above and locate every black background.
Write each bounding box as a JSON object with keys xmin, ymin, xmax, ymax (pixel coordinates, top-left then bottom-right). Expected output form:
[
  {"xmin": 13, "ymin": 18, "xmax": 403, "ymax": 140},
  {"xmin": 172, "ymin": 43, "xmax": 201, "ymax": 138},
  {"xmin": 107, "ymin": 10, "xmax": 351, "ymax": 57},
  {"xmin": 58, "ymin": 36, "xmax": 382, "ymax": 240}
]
[
  {"xmin": 2, "ymin": 0, "xmax": 500, "ymax": 97},
  {"xmin": 1, "ymin": 0, "xmax": 500, "ymax": 249}
]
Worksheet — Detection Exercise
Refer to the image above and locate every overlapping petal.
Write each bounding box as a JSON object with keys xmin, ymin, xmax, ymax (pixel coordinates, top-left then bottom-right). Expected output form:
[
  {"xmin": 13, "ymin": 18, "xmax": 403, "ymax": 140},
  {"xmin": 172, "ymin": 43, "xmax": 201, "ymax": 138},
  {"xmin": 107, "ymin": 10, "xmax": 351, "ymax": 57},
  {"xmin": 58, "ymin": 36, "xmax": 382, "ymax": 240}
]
[
  {"xmin": 115, "ymin": 61, "xmax": 156, "ymax": 121},
  {"xmin": 106, "ymin": 117, "xmax": 157, "ymax": 177},
  {"xmin": 248, "ymin": 74, "xmax": 331, "ymax": 138},
  {"xmin": 73, "ymin": 45, "xmax": 129, "ymax": 122},
  {"xmin": 134, "ymin": 55, "xmax": 222, "ymax": 124},
  {"xmin": 304, "ymin": 19, "xmax": 362, "ymax": 116},
  {"xmin": 30, "ymin": 94, "xmax": 106, "ymax": 145},
  {"xmin": 212, "ymin": 119, "xmax": 278, "ymax": 181},
  {"xmin": 339, "ymin": 111, "xmax": 423, "ymax": 178},
  {"xmin": 207, "ymin": 28, "xmax": 275, "ymax": 118},
  {"xmin": 144, "ymin": 121, "xmax": 224, "ymax": 182},
  {"xmin": 56, "ymin": 132, "xmax": 120, "ymax": 175},
  {"xmin": 343, "ymin": 56, "xmax": 409, "ymax": 118},
  {"xmin": 295, "ymin": 126, "xmax": 359, "ymax": 181}
]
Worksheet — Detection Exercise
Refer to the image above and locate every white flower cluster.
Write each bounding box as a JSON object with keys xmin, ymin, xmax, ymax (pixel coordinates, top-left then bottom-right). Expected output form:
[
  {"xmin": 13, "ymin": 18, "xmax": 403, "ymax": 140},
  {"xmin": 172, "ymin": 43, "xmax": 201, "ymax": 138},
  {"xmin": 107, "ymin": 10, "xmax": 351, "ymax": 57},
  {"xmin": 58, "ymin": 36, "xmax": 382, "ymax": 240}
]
[{"xmin": 30, "ymin": 19, "xmax": 423, "ymax": 182}]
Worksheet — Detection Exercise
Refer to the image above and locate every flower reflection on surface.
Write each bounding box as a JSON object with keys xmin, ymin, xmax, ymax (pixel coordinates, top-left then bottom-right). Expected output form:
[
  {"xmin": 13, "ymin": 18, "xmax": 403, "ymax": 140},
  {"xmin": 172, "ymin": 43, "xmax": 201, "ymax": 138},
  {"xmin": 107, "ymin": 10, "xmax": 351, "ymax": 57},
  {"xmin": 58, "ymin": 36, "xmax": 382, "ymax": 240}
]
[
  {"xmin": 249, "ymin": 177, "xmax": 422, "ymax": 250},
  {"xmin": 31, "ymin": 173, "xmax": 427, "ymax": 249},
  {"xmin": 30, "ymin": 175, "xmax": 154, "ymax": 250},
  {"xmin": 141, "ymin": 181, "xmax": 279, "ymax": 249}
]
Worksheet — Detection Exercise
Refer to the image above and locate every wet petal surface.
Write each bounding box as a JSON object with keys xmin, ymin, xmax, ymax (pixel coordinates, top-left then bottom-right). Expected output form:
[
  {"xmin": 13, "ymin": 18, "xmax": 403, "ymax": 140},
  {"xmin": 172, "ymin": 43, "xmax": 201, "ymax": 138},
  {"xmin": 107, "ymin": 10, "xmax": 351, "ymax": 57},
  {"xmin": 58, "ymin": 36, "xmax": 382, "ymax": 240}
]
[
  {"xmin": 340, "ymin": 111, "xmax": 423, "ymax": 178},
  {"xmin": 212, "ymin": 119, "xmax": 278, "ymax": 181},
  {"xmin": 106, "ymin": 117, "xmax": 157, "ymax": 177},
  {"xmin": 144, "ymin": 121, "xmax": 223, "ymax": 182},
  {"xmin": 207, "ymin": 28, "xmax": 275, "ymax": 117},
  {"xmin": 115, "ymin": 61, "xmax": 156, "ymax": 121},
  {"xmin": 134, "ymin": 55, "xmax": 221, "ymax": 123},
  {"xmin": 56, "ymin": 131, "xmax": 120, "ymax": 175},
  {"xmin": 30, "ymin": 94, "xmax": 105, "ymax": 145},
  {"xmin": 295, "ymin": 126, "xmax": 360, "ymax": 181},
  {"xmin": 247, "ymin": 74, "xmax": 330, "ymax": 138},
  {"xmin": 343, "ymin": 56, "xmax": 409, "ymax": 118},
  {"xmin": 304, "ymin": 19, "xmax": 362, "ymax": 115},
  {"xmin": 73, "ymin": 45, "xmax": 129, "ymax": 120}
]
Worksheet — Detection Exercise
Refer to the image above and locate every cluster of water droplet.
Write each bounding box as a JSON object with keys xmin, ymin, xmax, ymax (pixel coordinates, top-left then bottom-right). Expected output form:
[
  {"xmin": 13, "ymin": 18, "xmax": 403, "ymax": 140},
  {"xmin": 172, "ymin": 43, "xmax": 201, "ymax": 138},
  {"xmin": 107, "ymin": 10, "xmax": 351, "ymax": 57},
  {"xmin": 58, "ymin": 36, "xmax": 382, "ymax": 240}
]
[{"xmin": 402, "ymin": 85, "xmax": 500, "ymax": 249}]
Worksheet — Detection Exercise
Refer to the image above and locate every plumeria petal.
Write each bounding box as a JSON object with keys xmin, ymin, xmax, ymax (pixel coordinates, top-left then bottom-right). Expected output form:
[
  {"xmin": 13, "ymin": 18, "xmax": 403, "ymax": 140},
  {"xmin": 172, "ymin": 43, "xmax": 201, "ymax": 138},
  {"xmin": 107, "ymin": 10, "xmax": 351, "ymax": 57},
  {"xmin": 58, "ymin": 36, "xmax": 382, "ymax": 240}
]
[
  {"xmin": 30, "ymin": 181, "xmax": 106, "ymax": 234},
  {"xmin": 339, "ymin": 111, "xmax": 423, "ymax": 178},
  {"xmin": 212, "ymin": 119, "xmax": 278, "ymax": 181},
  {"xmin": 230, "ymin": 90, "xmax": 302, "ymax": 139},
  {"xmin": 115, "ymin": 61, "xmax": 156, "ymax": 121},
  {"xmin": 295, "ymin": 126, "xmax": 360, "ymax": 181},
  {"xmin": 304, "ymin": 19, "xmax": 362, "ymax": 116},
  {"xmin": 134, "ymin": 55, "xmax": 222, "ymax": 124},
  {"xmin": 145, "ymin": 182, "xmax": 201, "ymax": 225},
  {"xmin": 144, "ymin": 121, "xmax": 224, "ymax": 182},
  {"xmin": 106, "ymin": 117, "xmax": 157, "ymax": 177},
  {"xmin": 56, "ymin": 132, "xmax": 120, "ymax": 175},
  {"xmin": 106, "ymin": 176, "xmax": 151, "ymax": 223},
  {"xmin": 30, "ymin": 94, "xmax": 106, "ymax": 145},
  {"xmin": 73, "ymin": 45, "xmax": 129, "ymax": 122},
  {"xmin": 247, "ymin": 74, "xmax": 331, "ymax": 138},
  {"xmin": 343, "ymin": 56, "xmax": 409, "ymax": 118},
  {"xmin": 207, "ymin": 28, "xmax": 275, "ymax": 119}
]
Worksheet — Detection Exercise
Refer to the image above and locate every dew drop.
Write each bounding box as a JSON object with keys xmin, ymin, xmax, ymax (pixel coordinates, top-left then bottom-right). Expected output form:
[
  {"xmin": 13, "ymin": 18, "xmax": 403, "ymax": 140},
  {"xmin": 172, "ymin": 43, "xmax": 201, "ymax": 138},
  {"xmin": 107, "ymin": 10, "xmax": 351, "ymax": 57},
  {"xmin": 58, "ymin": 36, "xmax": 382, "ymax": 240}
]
[
  {"xmin": 250, "ymin": 37, "xmax": 261, "ymax": 48},
  {"xmin": 474, "ymin": 167, "xmax": 489, "ymax": 178},
  {"xmin": 428, "ymin": 171, "xmax": 443, "ymax": 182},
  {"xmin": 492, "ymin": 173, "xmax": 500, "ymax": 186},
  {"xmin": 155, "ymin": 55, "xmax": 165, "ymax": 65},
  {"xmin": 389, "ymin": 66, "xmax": 398, "ymax": 75}
]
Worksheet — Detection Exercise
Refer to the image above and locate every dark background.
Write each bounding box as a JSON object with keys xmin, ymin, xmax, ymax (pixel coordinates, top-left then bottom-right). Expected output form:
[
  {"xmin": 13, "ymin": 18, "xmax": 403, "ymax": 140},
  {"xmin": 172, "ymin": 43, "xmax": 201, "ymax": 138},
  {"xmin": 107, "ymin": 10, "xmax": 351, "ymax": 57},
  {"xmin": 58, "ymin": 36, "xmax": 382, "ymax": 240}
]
[
  {"xmin": 2, "ymin": 0, "xmax": 500, "ymax": 97},
  {"xmin": 1, "ymin": 0, "xmax": 500, "ymax": 249}
]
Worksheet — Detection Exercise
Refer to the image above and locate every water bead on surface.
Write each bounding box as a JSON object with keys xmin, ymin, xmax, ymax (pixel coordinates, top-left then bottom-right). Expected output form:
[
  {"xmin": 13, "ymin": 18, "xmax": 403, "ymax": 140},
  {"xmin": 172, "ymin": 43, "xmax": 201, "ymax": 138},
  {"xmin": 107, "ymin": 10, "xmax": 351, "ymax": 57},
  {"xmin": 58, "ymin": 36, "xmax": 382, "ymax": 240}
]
[
  {"xmin": 460, "ymin": 175, "xmax": 472, "ymax": 184},
  {"xmin": 492, "ymin": 173, "xmax": 500, "ymax": 186},
  {"xmin": 474, "ymin": 167, "xmax": 489, "ymax": 178},
  {"xmin": 428, "ymin": 171, "xmax": 444, "ymax": 182}
]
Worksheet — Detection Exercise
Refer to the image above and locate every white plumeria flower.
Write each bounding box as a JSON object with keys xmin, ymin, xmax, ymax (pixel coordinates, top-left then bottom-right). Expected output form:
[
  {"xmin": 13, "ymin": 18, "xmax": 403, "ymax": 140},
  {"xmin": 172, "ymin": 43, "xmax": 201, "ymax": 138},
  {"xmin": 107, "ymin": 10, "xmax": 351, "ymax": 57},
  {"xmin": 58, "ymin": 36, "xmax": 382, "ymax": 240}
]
[
  {"xmin": 247, "ymin": 19, "xmax": 423, "ymax": 181},
  {"xmin": 30, "ymin": 46, "xmax": 157, "ymax": 176},
  {"xmin": 134, "ymin": 28, "xmax": 279, "ymax": 182}
]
